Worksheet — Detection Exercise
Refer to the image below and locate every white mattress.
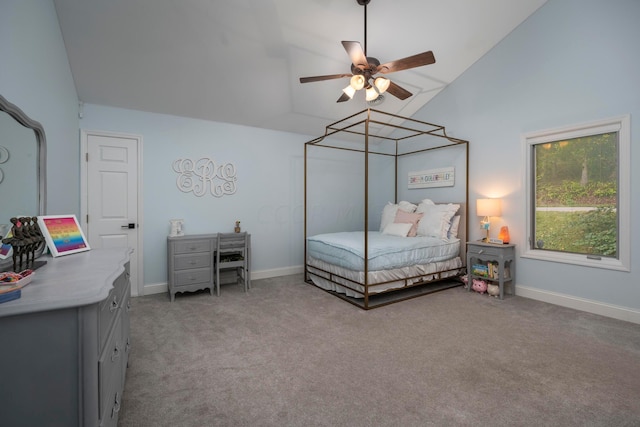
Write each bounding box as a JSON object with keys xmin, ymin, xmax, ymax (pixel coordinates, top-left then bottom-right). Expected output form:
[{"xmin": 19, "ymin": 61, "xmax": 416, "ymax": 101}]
[{"xmin": 307, "ymin": 231, "xmax": 460, "ymax": 271}]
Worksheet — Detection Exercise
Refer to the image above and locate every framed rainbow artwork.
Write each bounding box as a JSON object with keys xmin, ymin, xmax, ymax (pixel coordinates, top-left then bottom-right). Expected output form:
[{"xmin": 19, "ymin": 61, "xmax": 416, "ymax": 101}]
[{"xmin": 37, "ymin": 215, "xmax": 90, "ymax": 257}]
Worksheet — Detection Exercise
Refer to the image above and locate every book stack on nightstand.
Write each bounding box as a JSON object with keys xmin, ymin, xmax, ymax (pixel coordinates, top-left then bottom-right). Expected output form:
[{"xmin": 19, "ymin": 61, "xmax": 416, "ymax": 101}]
[{"xmin": 466, "ymin": 241, "xmax": 515, "ymax": 300}]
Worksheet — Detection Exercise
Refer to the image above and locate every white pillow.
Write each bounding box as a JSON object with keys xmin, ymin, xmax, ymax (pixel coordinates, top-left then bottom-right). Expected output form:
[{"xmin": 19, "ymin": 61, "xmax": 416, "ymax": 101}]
[
  {"xmin": 379, "ymin": 203, "xmax": 399, "ymax": 232},
  {"xmin": 416, "ymin": 203, "xmax": 460, "ymax": 239},
  {"xmin": 379, "ymin": 201, "xmax": 417, "ymax": 231},
  {"xmin": 448, "ymin": 215, "xmax": 461, "ymax": 239},
  {"xmin": 397, "ymin": 201, "xmax": 418, "ymax": 213},
  {"xmin": 382, "ymin": 222, "xmax": 412, "ymax": 237}
]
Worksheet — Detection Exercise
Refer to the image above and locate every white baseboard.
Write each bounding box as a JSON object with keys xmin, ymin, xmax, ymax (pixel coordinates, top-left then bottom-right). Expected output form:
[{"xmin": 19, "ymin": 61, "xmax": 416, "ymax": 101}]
[
  {"xmin": 517, "ymin": 285, "xmax": 640, "ymax": 324},
  {"xmin": 250, "ymin": 265, "xmax": 304, "ymax": 280},
  {"xmin": 143, "ymin": 282, "xmax": 168, "ymax": 295},
  {"xmin": 141, "ymin": 265, "xmax": 305, "ymax": 296}
]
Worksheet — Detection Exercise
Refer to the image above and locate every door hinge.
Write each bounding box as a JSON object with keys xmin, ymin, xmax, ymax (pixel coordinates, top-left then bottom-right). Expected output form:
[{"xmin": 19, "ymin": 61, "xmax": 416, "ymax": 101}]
[
  {"xmin": 86, "ymin": 153, "xmax": 89, "ymax": 162},
  {"xmin": 86, "ymin": 214, "xmax": 89, "ymax": 223}
]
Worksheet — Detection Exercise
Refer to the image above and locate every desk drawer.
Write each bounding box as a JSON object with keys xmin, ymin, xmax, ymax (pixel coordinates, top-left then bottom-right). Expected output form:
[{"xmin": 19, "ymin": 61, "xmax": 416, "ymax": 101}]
[
  {"xmin": 174, "ymin": 252, "xmax": 212, "ymax": 270},
  {"xmin": 173, "ymin": 239, "xmax": 212, "ymax": 254},
  {"xmin": 174, "ymin": 267, "xmax": 212, "ymax": 287},
  {"xmin": 467, "ymin": 244, "xmax": 504, "ymax": 257}
]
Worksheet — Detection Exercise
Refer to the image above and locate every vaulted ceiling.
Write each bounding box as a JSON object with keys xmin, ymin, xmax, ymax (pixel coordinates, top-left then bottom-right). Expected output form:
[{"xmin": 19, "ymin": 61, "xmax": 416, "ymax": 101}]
[{"xmin": 53, "ymin": 0, "xmax": 547, "ymax": 137}]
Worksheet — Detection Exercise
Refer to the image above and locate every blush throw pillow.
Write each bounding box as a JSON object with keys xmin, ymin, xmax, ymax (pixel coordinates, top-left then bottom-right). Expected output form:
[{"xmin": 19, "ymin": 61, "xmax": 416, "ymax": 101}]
[
  {"xmin": 394, "ymin": 210, "xmax": 424, "ymax": 237},
  {"xmin": 379, "ymin": 201, "xmax": 418, "ymax": 232}
]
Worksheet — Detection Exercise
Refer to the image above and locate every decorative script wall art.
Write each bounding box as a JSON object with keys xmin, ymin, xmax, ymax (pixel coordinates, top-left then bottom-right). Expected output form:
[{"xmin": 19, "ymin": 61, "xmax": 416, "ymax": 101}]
[{"xmin": 172, "ymin": 157, "xmax": 237, "ymax": 197}]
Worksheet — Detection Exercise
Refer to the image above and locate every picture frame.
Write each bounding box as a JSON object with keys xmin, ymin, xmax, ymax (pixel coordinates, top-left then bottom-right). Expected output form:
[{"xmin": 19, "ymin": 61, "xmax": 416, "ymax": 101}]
[
  {"xmin": 408, "ymin": 167, "xmax": 455, "ymax": 189},
  {"xmin": 37, "ymin": 215, "xmax": 90, "ymax": 257},
  {"xmin": 0, "ymin": 228, "xmax": 12, "ymax": 260}
]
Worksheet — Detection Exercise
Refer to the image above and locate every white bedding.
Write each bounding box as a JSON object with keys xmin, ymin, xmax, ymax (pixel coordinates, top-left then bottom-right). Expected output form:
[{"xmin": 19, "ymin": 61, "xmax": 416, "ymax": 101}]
[
  {"xmin": 307, "ymin": 231, "xmax": 460, "ymax": 271},
  {"xmin": 306, "ymin": 231, "xmax": 463, "ymax": 298}
]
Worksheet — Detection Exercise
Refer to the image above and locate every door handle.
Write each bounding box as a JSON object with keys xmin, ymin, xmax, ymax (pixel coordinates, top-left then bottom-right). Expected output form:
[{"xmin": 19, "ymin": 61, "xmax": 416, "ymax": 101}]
[{"xmin": 121, "ymin": 223, "xmax": 136, "ymax": 229}]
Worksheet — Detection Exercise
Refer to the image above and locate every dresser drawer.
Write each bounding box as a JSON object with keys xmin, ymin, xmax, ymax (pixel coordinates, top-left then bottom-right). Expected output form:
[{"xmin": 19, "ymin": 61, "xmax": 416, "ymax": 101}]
[
  {"xmin": 99, "ymin": 390, "xmax": 122, "ymax": 427},
  {"xmin": 174, "ymin": 252, "xmax": 212, "ymax": 270},
  {"xmin": 99, "ymin": 315, "xmax": 123, "ymax": 422},
  {"xmin": 98, "ymin": 287, "xmax": 121, "ymax": 349},
  {"xmin": 174, "ymin": 267, "xmax": 212, "ymax": 287},
  {"xmin": 173, "ymin": 239, "xmax": 212, "ymax": 254}
]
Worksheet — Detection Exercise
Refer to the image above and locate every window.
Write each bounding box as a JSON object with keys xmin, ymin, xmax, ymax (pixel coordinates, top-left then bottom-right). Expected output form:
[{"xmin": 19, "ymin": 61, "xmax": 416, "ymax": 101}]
[{"xmin": 523, "ymin": 116, "xmax": 630, "ymax": 271}]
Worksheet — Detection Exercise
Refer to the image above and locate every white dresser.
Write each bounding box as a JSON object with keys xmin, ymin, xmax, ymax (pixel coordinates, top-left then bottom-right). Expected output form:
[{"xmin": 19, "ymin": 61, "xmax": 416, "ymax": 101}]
[{"xmin": 0, "ymin": 248, "xmax": 132, "ymax": 427}]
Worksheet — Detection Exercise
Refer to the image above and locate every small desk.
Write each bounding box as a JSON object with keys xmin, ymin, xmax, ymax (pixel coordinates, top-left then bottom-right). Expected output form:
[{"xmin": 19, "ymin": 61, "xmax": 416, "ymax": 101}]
[
  {"xmin": 167, "ymin": 233, "xmax": 251, "ymax": 301},
  {"xmin": 466, "ymin": 241, "xmax": 515, "ymax": 300}
]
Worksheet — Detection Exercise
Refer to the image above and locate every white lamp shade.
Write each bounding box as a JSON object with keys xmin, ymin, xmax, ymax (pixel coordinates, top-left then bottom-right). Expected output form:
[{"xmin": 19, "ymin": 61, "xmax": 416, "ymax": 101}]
[
  {"xmin": 365, "ymin": 86, "xmax": 379, "ymax": 101},
  {"xmin": 374, "ymin": 77, "xmax": 390, "ymax": 94},
  {"xmin": 342, "ymin": 85, "xmax": 356, "ymax": 99},
  {"xmin": 350, "ymin": 75, "xmax": 365, "ymax": 90},
  {"xmin": 477, "ymin": 198, "xmax": 502, "ymax": 217}
]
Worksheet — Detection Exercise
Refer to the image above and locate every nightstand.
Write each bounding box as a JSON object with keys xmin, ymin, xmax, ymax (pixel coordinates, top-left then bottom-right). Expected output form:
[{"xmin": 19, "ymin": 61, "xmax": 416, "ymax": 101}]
[{"xmin": 466, "ymin": 241, "xmax": 516, "ymax": 299}]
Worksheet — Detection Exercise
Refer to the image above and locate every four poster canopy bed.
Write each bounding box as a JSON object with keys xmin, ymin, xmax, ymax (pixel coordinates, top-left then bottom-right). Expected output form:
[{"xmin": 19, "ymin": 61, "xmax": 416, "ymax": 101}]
[{"xmin": 304, "ymin": 109, "xmax": 469, "ymax": 309}]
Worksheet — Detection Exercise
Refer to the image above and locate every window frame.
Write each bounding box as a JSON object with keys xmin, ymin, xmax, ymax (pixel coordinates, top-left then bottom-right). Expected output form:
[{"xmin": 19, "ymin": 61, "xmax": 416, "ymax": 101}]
[{"xmin": 522, "ymin": 115, "xmax": 630, "ymax": 271}]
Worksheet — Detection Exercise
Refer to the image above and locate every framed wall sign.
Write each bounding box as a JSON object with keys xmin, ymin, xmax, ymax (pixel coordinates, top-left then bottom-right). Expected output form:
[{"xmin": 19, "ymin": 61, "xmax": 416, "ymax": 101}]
[
  {"xmin": 37, "ymin": 215, "xmax": 90, "ymax": 257},
  {"xmin": 0, "ymin": 228, "xmax": 12, "ymax": 260},
  {"xmin": 408, "ymin": 167, "xmax": 455, "ymax": 189}
]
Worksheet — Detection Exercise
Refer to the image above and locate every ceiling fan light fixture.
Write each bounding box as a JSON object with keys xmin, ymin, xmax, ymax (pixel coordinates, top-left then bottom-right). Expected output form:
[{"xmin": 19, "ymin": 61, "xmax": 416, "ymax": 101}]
[
  {"xmin": 350, "ymin": 74, "xmax": 366, "ymax": 91},
  {"xmin": 374, "ymin": 77, "xmax": 390, "ymax": 94},
  {"xmin": 365, "ymin": 86, "xmax": 379, "ymax": 101},
  {"xmin": 342, "ymin": 85, "xmax": 357, "ymax": 99}
]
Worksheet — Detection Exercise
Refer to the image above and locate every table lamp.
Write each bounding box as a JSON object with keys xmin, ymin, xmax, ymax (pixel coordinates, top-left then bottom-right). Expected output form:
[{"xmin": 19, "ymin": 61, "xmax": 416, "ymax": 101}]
[{"xmin": 477, "ymin": 198, "xmax": 502, "ymax": 241}]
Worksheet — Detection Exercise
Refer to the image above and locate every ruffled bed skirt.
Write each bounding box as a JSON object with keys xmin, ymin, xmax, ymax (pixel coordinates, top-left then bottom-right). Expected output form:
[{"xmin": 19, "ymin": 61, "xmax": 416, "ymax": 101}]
[{"xmin": 307, "ymin": 256, "xmax": 463, "ymax": 298}]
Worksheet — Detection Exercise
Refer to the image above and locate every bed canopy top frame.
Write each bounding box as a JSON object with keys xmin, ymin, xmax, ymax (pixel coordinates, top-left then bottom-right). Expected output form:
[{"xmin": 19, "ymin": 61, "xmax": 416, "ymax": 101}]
[{"xmin": 304, "ymin": 108, "xmax": 469, "ymax": 309}]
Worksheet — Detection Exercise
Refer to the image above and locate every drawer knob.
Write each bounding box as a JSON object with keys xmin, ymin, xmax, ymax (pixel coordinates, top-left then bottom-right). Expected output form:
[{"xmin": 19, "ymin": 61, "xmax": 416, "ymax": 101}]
[
  {"xmin": 112, "ymin": 343, "xmax": 121, "ymax": 362},
  {"xmin": 111, "ymin": 392, "xmax": 121, "ymax": 418},
  {"xmin": 110, "ymin": 296, "xmax": 119, "ymax": 312}
]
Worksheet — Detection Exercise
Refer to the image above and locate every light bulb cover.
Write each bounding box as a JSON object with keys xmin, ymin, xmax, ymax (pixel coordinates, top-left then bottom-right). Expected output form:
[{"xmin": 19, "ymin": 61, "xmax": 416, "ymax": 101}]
[
  {"xmin": 365, "ymin": 86, "xmax": 379, "ymax": 101},
  {"xmin": 342, "ymin": 85, "xmax": 356, "ymax": 99},
  {"xmin": 350, "ymin": 75, "xmax": 365, "ymax": 90},
  {"xmin": 374, "ymin": 77, "xmax": 390, "ymax": 94}
]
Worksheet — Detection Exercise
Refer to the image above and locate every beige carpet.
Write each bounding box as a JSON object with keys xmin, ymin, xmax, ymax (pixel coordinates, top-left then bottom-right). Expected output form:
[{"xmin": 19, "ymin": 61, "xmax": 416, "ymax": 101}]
[{"xmin": 119, "ymin": 275, "xmax": 640, "ymax": 427}]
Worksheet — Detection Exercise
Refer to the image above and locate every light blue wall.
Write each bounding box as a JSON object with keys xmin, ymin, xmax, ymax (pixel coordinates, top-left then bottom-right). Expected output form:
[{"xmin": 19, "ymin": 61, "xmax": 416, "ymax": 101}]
[
  {"xmin": 80, "ymin": 105, "xmax": 312, "ymax": 285},
  {"xmin": 0, "ymin": 0, "xmax": 80, "ymax": 216},
  {"xmin": 412, "ymin": 0, "xmax": 640, "ymax": 313},
  {"xmin": 3, "ymin": 0, "xmax": 637, "ymax": 318}
]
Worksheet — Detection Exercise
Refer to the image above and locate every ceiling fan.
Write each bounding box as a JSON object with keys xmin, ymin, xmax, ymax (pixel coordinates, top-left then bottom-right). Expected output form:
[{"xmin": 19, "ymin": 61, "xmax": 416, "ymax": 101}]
[{"xmin": 299, "ymin": 0, "xmax": 436, "ymax": 104}]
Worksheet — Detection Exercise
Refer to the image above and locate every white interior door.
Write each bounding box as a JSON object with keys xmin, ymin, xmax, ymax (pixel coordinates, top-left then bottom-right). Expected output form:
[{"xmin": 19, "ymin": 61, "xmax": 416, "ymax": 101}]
[{"xmin": 81, "ymin": 130, "xmax": 143, "ymax": 296}]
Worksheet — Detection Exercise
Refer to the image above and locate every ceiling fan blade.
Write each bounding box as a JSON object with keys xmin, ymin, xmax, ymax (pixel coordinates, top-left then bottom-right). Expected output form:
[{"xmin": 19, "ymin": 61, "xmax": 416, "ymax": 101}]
[
  {"xmin": 300, "ymin": 74, "xmax": 352, "ymax": 83},
  {"xmin": 386, "ymin": 81, "xmax": 413, "ymax": 100},
  {"xmin": 377, "ymin": 51, "xmax": 436, "ymax": 74},
  {"xmin": 342, "ymin": 41, "xmax": 369, "ymax": 69},
  {"xmin": 336, "ymin": 92, "xmax": 351, "ymax": 103}
]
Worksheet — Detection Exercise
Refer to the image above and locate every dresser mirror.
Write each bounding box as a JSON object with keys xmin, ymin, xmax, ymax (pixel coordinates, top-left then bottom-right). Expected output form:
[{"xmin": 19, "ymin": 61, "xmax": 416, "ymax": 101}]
[{"xmin": 0, "ymin": 94, "xmax": 47, "ymax": 271}]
